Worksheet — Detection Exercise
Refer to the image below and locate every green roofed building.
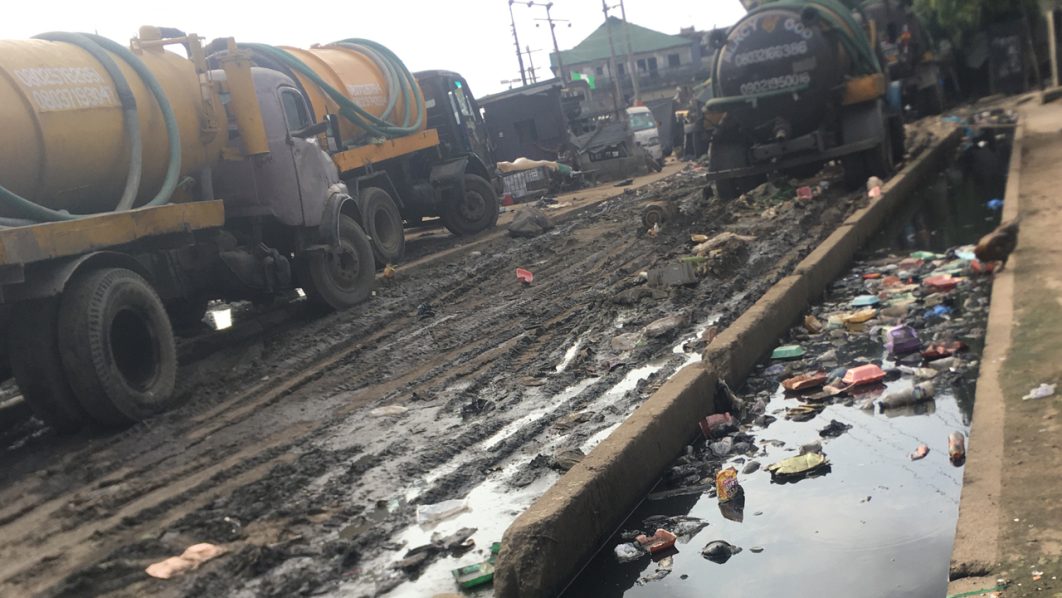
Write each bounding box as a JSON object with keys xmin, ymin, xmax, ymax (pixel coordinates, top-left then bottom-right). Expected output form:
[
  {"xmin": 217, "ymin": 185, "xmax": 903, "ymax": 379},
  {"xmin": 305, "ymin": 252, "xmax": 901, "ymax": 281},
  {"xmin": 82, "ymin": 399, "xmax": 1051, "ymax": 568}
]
[{"xmin": 550, "ymin": 17, "xmax": 710, "ymax": 102}]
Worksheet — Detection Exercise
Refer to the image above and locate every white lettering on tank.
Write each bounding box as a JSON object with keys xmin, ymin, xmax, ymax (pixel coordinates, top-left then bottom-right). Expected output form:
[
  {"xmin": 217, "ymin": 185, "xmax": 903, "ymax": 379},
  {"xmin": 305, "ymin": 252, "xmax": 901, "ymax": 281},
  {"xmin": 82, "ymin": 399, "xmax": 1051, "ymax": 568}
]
[
  {"xmin": 13, "ymin": 66, "xmax": 117, "ymax": 111},
  {"xmin": 739, "ymin": 71, "xmax": 811, "ymax": 95},
  {"xmin": 733, "ymin": 41, "xmax": 809, "ymax": 67},
  {"xmin": 346, "ymin": 82, "xmax": 387, "ymax": 108}
]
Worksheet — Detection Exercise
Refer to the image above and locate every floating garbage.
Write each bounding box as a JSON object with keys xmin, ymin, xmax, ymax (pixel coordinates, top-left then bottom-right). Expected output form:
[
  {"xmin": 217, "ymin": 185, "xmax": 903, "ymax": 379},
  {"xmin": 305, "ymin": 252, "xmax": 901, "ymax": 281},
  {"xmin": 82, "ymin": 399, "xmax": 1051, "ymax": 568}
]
[
  {"xmin": 910, "ymin": 443, "xmax": 930, "ymax": 461},
  {"xmin": 636, "ymin": 529, "xmax": 678, "ymax": 554},
  {"xmin": 878, "ymin": 382, "xmax": 936, "ymax": 410},
  {"xmin": 922, "ymin": 341, "xmax": 966, "ymax": 361},
  {"xmin": 701, "ymin": 540, "xmax": 742, "ymax": 564},
  {"xmin": 885, "ymin": 325, "xmax": 921, "ymax": 356},
  {"xmin": 785, "ymin": 403, "xmax": 825, "ymax": 422},
  {"xmin": 948, "ymin": 431, "xmax": 966, "ymax": 466},
  {"xmin": 767, "ymin": 452, "xmax": 830, "ymax": 481},
  {"xmin": 452, "ymin": 542, "xmax": 501, "ymax": 589},
  {"xmin": 923, "ymin": 275, "xmax": 962, "ymax": 293},
  {"xmin": 842, "ymin": 364, "xmax": 886, "ymax": 387},
  {"xmin": 715, "ymin": 467, "xmax": 743, "ymax": 502},
  {"xmin": 1022, "ymin": 383, "xmax": 1056, "ymax": 401},
  {"xmin": 699, "ymin": 412, "xmax": 736, "ymax": 439},
  {"xmin": 850, "ymin": 295, "xmax": 881, "ymax": 307},
  {"xmin": 771, "ymin": 344, "xmax": 805, "ymax": 360},
  {"xmin": 818, "ymin": 419, "xmax": 851, "ymax": 438},
  {"xmin": 614, "ymin": 542, "xmax": 646, "ymax": 563},
  {"xmin": 782, "ymin": 371, "xmax": 828, "ymax": 392},
  {"xmin": 986, "ymin": 198, "xmax": 1003, "ymax": 210}
]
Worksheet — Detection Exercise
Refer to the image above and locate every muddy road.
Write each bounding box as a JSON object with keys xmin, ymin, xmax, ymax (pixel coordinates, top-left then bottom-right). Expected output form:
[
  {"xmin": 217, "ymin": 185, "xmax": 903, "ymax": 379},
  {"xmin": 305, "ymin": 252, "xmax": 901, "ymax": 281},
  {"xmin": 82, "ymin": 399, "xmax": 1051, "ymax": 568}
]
[{"xmin": 0, "ymin": 160, "xmax": 888, "ymax": 597}]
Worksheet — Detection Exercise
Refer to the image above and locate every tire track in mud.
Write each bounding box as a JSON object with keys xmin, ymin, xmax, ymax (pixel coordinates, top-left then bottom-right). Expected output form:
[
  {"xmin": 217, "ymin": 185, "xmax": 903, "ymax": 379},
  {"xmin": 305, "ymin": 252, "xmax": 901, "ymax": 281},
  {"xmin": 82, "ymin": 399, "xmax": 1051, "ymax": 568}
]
[{"xmin": 0, "ymin": 169, "xmax": 863, "ymax": 596}]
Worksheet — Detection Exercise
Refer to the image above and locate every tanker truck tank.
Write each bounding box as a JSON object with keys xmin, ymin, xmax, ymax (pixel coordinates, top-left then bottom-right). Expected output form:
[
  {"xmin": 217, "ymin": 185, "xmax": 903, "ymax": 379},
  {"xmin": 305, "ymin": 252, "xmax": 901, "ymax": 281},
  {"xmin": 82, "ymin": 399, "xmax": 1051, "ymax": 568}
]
[
  {"xmin": 0, "ymin": 26, "xmax": 229, "ymax": 220},
  {"xmin": 705, "ymin": 0, "xmax": 904, "ymax": 199}
]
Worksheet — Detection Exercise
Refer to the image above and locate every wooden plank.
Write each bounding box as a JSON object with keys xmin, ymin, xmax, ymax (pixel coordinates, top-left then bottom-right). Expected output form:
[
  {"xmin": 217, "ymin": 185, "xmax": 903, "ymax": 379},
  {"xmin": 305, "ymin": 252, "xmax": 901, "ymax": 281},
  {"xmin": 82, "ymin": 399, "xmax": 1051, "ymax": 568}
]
[
  {"xmin": 331, "ymin": 130, "xmax": 440, "ymax": 175},
  {"xmin": 0, "ymin": 201, "xmax": 225, "ymax": 267}
]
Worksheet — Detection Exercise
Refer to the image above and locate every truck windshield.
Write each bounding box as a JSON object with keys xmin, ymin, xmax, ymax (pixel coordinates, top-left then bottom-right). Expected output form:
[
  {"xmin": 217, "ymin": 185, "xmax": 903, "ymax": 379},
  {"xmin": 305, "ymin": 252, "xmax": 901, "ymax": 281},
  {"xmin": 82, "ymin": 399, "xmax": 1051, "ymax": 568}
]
[{"xmin": 629, "ymin": 112, "xmax": 656, "ymax": 131}]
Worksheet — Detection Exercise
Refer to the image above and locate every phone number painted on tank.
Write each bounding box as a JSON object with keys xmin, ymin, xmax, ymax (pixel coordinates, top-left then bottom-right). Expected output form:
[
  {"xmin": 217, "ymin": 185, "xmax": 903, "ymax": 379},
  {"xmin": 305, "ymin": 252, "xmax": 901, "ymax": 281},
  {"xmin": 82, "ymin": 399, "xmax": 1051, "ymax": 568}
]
[
  {"xmin": 739, "ymin": 72, "xmax": 811, "ymax": 95},
  {"xmin": 13, "ymin": 66, "xmax": 119, "ymax": 112},
  {"xmin": 733, "ymin": 41, "xmax": 808, "ymax": 67}
]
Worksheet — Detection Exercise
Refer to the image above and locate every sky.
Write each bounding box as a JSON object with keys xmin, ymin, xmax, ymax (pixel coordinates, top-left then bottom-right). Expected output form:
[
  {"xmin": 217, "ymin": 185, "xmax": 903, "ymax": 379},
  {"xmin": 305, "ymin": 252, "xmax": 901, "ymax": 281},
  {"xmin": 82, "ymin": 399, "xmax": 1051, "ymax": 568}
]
[{"xmin": 0, "ymin": 0, "xmax": 746, "ymax": 97}]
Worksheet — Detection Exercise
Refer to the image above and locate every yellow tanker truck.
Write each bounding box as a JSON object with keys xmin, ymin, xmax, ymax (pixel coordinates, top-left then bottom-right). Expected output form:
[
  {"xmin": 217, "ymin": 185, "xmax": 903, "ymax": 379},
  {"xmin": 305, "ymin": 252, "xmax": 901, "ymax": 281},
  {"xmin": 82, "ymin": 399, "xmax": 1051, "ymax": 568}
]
[{"xmin": 0, "ymin": 27, "xmax": 498, "ymax": 432}]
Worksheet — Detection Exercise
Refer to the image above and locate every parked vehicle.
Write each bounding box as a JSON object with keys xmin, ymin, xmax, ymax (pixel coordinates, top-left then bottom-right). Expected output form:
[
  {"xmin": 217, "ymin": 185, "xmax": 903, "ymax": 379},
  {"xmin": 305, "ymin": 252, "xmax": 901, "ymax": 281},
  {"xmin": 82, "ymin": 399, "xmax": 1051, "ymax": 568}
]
[
  {"xmin": 626, "ymin": 105, "xmax": 663, "ymax": 162},
  {"xmin": 704, "ymin": 0, "xmax": 905, "ymax": 199},
  {"xmin": 0, "ymin": 27, "xmax": 495, "ymax": 432}
]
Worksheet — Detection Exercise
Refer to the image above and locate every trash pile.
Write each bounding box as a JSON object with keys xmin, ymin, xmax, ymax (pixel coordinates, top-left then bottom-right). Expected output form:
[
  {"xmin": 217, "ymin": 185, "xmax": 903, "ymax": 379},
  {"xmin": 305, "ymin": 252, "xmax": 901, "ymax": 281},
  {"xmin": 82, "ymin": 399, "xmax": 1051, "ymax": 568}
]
[{"xmin": 609, "ymin": 242, "xmax": 995, "ymax": 581}]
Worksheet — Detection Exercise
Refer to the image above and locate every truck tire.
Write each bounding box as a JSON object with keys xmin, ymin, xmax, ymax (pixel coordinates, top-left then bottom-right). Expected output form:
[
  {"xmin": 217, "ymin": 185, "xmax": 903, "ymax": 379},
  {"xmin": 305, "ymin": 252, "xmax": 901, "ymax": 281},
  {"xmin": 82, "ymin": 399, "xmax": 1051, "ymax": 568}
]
[
  {"xmin": 709, "ymin": 141, "xmax": 763, "ymax": 201},
  {"xmin": 58, "ymin": 268, "xmax": 177, "ymax": 424},
  {"xmin": 7, "ymin": 299, "xmax": 86, "ymax": 433},
  {"xmin": 441, "ymin": 175, "xmax": 499, "ymax": 236},
  {"xmin": 302, "ymin": 214, "xmax": 375, "ymax": 310},
  {"xmin": 919, "ymin": 83, "xmax": 945, "ymax": 117},
  {"xmin": 359, "ymin": 186, "xmax": 405, "ymax": 266}
]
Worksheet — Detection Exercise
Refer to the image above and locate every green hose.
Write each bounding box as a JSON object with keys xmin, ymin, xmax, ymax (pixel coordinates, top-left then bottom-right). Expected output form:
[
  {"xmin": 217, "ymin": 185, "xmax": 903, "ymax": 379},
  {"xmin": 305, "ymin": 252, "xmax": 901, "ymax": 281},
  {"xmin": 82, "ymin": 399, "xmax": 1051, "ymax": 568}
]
[
  {"xmin": 238, "ymin": 39, "xmax": 424, "ymax": 141},
  {"xmin": 0, "ymin": 32, "xmax": 181, "ymax": 223},
  {"xmin": 35, "ymin": 32, "xmax": 143, "ymax": 212}
]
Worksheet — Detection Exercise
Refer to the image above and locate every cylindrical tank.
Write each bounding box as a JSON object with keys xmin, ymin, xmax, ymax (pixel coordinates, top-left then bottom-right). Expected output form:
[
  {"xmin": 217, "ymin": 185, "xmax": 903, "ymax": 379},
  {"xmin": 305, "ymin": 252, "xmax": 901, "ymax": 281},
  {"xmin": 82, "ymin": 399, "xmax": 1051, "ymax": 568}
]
[
  {"xmin": 712, "ymin": 4, "xmax": 856, "ymax": 140},
  {"xmin": 279, "ymin": 43, "xmax": 424, "ymax": 143},
  {"xmin": 0, "ymin": 36, "xmax": 226, "ymax": 216}
]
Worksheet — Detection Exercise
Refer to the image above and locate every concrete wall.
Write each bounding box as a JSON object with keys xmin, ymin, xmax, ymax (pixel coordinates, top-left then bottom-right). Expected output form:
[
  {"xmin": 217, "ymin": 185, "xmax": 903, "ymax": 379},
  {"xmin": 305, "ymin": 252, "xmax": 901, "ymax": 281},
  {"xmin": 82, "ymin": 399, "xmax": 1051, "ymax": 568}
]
[{"xmin": 493, "ymin": 128, "xmax": 962, "ymax": 597}]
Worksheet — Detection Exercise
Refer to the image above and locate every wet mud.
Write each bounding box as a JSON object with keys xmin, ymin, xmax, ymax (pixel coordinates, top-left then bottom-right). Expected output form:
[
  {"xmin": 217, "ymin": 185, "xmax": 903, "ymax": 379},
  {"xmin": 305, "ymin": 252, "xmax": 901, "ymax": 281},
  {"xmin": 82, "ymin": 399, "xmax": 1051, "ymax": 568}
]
[{"xmin": 0, "ymin": 153, "xmax": 909, "ymax": 596}]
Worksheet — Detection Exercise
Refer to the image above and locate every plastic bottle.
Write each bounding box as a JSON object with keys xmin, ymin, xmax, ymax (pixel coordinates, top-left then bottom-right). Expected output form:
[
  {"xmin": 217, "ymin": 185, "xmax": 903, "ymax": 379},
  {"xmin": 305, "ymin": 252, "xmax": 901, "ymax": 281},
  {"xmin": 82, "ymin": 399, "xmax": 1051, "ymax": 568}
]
[{"xmin": 948, "ymin": 431, "xmax": 966, "ymax": 466}]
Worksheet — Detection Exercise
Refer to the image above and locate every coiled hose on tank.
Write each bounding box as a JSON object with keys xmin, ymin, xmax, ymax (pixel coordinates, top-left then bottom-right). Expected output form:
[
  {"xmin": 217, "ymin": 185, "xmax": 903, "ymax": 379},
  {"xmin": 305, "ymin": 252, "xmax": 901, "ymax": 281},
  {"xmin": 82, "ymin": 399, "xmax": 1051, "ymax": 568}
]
[
  {"xmin": 238, "ymin": 39, "xmax": 424, "ymax": 140},
  {"xmin": 0, "ymin": 32, "xmax": 181, "ymax": 224}
]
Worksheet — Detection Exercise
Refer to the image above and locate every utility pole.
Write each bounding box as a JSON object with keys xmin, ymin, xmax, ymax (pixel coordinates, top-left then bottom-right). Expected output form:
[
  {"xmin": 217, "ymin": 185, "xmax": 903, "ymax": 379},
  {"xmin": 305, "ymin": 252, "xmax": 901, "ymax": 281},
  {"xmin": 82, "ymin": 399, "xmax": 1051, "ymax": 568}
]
[
  {"xmin": 526, "ymin": 2, "xmax": 569, "ymax": 83},
  {"xmin": 524, "ymin": 45, "xmax": 538, "ymax": 83},
  {"xmin": 618, "ymin": 0, "xmax": 640, "ymax": 103},
  {"xmin": 508, "ymin": 0, "xmax": 528, "ymax": 86},
  {"xmin": 602, "ymin": 0, "xmax": 624, "ymax": 118}
]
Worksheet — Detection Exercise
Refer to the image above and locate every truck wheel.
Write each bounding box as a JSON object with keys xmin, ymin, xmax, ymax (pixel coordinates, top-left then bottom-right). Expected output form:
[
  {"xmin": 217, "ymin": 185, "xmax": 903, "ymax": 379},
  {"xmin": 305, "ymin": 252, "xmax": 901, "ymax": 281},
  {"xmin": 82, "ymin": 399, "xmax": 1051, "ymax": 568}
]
[
  {"xmin": 302, "ymin": 214, "xmax": 375, "ymax": 310},
  {"xmin": 360, "ymin": 186, "xmax": 405, "ymax": 266},
  {"xmin": 58, "ymin": 268, "xmax": 177, "ymax": 424},
  {"xmin": 709, "ymin": 141, "xmax": 763, "ymax": 201},
  {"xmin": 441, "ymin": 175, "xmax": 499, "ymax": 236},
  {"xmin": 919, "ymin": 83, "xmax": 945, "ymax": 116},
  {"xmin": 7, "ymin": 299, "xmax": 86, "ymax": 433}
]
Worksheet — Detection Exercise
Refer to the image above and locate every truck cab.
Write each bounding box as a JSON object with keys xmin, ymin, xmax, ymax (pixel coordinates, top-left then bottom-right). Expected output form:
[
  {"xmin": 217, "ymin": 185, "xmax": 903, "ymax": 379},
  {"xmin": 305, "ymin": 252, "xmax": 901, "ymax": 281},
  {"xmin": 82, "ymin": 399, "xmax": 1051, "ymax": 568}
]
[
  {"xmin": 415, "ymin": 70, "xmax": 497, "ymax": 189},
  {"xmin": 626, "ymin": 106, "xmax": 663, "ymax": 162}
]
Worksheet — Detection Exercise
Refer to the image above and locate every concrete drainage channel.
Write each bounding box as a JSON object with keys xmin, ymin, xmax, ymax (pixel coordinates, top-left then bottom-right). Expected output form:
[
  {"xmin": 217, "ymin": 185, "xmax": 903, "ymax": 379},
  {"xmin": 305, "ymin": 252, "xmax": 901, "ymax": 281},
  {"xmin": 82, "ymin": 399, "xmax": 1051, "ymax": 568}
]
[{"xmin": 494, "ymin": 127, "xmax": 973, "ymax": 597}]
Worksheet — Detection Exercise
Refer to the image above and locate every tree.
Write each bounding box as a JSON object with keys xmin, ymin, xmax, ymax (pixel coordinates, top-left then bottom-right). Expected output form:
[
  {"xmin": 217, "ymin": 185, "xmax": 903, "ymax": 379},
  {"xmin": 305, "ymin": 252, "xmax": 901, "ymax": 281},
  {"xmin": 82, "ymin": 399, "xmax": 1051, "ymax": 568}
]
[{"xmin": 914, "ymin": 0, "xmax": 1040, "ymax": 46}]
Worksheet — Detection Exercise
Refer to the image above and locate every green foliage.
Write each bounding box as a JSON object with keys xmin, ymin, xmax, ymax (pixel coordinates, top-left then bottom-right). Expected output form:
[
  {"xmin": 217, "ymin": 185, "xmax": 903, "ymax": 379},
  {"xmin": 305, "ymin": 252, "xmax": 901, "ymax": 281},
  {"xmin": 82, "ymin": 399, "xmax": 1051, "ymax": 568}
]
[{"xmin": 913, "ymin": 0, "xmax": 1039, "ymax": 45}]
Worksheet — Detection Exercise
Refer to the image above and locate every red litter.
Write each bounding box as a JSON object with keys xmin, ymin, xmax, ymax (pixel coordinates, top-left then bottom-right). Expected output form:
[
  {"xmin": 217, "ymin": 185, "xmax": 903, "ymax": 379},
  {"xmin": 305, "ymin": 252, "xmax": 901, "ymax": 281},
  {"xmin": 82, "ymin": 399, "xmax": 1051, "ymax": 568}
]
[
  {"xmin": 636, "ymin": 529, "xmax": 678, "ymax": 554},
  {"xmin": 501, "ymin": 192, "xmax": 515, "ymax": 206},
  {"xmin": 698, "ymin": 412, "xmax": 735, "ymax": 439},
  {"xmin": 923, "ymin": 275, "xmax": 962, "ymax": 292},
  {"xmin": 516, "ymin": 268, "xmax": 534, "ymax": 284},
  {"xmin": 922, "ymin": 341, "xmax": 966, "ymax": 361},
  {"xmin": 796, "ymin": 186, "xmax": 814, "ymax": 201},
  {"xmin": 782, "ymin": 371, "xmax": 828, "ymax": 392},
  {"xmin": 842, "ymin": 364, "xmax": 886, "ymax": 387}
]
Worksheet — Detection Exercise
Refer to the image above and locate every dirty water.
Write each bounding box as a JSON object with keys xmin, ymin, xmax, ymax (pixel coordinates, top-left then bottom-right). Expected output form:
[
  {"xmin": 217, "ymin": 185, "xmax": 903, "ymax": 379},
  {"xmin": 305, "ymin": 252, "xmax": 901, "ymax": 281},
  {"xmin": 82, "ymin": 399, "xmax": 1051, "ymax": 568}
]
[{"xmin": 565, "ymin": 140, "xmax": 1008, "ymax": 598}]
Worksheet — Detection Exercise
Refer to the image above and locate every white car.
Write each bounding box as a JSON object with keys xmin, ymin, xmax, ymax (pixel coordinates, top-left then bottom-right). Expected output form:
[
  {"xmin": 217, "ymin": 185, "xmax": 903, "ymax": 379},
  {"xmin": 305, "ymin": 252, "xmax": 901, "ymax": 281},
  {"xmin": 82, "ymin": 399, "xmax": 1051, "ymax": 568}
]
[{"xmin": 626, "ymin": 106, "xmax": 663, "ymax": 161}]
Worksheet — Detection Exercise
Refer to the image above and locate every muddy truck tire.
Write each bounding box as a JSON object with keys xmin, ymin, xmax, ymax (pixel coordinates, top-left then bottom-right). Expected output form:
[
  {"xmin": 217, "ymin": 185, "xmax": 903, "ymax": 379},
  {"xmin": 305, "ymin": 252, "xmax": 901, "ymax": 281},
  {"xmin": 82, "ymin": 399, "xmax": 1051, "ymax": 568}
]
[
  {"xmin": 7, "ymin": 299, "xmax": 87, "ymax": 433},
  {"xmin": 441, "ymin": 174, "xmax": 500, "ymax": 236},
  {"xmin": 301, "ymin": 214, "xmax": 376, "ymax": 310},
  {"xmin": 58, "ymin": 267, "xmax": 177, "ymax": 425},
  {"xmin": 359, "ymin": 186, "xmax": 405, "ymax": 266}
]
